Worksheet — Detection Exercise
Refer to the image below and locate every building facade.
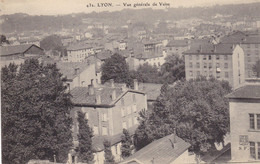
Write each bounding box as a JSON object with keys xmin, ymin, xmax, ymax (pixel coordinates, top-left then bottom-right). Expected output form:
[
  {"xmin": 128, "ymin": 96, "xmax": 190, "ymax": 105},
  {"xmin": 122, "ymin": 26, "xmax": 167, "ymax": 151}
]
[
  {"xmin": 184, "ymin": 43, "xmax": 245, "ymax": 89},
  {"xmin": 227, "ymin": 81, "xmax": 260, "ymax": 162},
  {"xmin": 70, "ymin": 80, "xmax": 147, "ymax": 163},
  {"xmin": 67, "ymin": 44, "xmax": 94, "ymax": 62}
]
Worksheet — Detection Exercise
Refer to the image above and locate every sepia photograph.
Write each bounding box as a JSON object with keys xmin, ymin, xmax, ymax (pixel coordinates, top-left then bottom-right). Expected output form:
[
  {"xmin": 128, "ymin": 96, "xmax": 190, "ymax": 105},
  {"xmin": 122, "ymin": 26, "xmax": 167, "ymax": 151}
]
[{"xmin": 1, "ymin": 0, "xmax": 260, "ymax": 163}]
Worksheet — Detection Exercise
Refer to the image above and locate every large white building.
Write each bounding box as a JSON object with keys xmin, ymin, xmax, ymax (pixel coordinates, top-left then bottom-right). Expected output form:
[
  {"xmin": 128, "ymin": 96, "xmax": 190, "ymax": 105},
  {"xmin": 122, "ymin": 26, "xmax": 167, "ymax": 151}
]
[
  {"xmin": 67, "ymin": 43, "xmax": 94, "ymax": 62},
  {"xmin": 226, "ymin": 79, "xmax": 260, "ymax": 162}
]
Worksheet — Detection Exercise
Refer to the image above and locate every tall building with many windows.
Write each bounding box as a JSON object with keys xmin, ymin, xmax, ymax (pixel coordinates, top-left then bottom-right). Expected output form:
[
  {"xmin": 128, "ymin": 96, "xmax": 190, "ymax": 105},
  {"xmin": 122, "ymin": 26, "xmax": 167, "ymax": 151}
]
[
  {"xmin": 220, "ymin": 31, "xmax": 260, "ymax": 78},
  {"xmin": 183, "ymin": 43, "xmax": 245, "ymax": 89},
  {"xmin": 226, "ymin": 80, "xmax": 260, "ymax": 162}
]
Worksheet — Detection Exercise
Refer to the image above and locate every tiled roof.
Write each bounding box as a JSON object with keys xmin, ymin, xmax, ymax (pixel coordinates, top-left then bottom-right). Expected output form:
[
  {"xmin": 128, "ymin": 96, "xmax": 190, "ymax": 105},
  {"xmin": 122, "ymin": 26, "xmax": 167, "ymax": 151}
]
[
  {"xmin": 220, "ymin": 32, "xmax": 260, "ymax": 44},
  {"xmin": 121, "ymin": 134, "xmax": 191, "ymax": 164},
  {"xmin": 67, "ymin": 43, "xmax": 92, "ymax": 51},
  {"xmin": 70, "ymin": 86, "xmax": 123, "ymax": 106},
  {"xmin": 166, "ymin": 40, "xmax": 189, "ymax": 47},
  {"xmin": 133, "ymin": 51, "xmax": 164, "ymax": 60},
  {"xmin": 56, "ymin": 61, "xmax": 93, "ymax": 80},
  {"xmin": 226, "ymin": 84, "xmax": 260, "ymax": 99},
  {"xmin": 183, "ymin": 43, "xmax": 234, "ymax": 55},
  {"xmin": 92, "ymin": 125, "xmax": 138, "ymax": 152},
  {"xmin": 70, "ymin": 83, "xmax": 145, "ymax": 106},
  {"xmin": 139, "ymin": 83, "xmax": 163, "ymax": 101},
  {"xmin": 0, "ymin": 44, "xmax": 43, "ymax": 56}
]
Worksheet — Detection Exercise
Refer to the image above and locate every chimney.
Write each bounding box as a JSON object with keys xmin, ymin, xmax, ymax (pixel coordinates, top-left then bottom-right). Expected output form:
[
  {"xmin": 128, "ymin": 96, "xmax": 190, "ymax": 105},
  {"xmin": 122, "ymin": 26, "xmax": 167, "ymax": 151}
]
[
  {"xmin": 134, "ymin": 79, "xmax": 138, "ymax": 90},
  {"xmin": 111, "ymin": 89, "xmax": 116, "ymax": 100},
  {"xmin": 121, "ymin": 83, "xmax": 127, "ymax": 92},
  {"xmin": 88, "ymin": 85, "xmax": 94, "ymax": 95},
  {"xmin": 110, "ymin": 79, "xmax": 114, "ymax": 88},
  {"xmin": 95, "ymin": 90, "xmax": 101, "ymax": 104},
  {"xmin": 74, "ymin": 67, "xmax": 79, "ymax": 75}
]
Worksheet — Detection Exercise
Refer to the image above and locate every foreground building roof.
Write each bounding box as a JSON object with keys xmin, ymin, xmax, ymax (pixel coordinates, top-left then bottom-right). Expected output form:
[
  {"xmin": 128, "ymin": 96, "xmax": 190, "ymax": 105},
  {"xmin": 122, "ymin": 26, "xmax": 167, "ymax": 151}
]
[
  {"xmin": 226, "ymin": 84, "xmax": 260, "ymax": 99},
  {"xmin": 121, "ymin": 134, "xmax": 191, "ymax": 164},
  {"xmin": 0, "ymin": 44, "xmax": 43, "ymax": 56}
]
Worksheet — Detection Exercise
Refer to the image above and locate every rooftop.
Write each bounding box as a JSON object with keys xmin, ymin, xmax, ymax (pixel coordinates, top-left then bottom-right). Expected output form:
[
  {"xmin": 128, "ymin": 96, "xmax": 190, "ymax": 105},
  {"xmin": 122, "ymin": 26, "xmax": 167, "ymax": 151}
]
[
  {"xmin": 121, "ymin": 134, "xmax": 191, "ymax": 164},
  {"xmin": 70, "ymin": 82, "xmax": 145, "ymax": 107},
  {"xmin": 226, "ymin": 84, "xmax": 260, "ymax": 99},
  {"xmin": 166, "ymin": 40, "xmax": 189, "ymax": 47},
  {"xmin": 67, "ymin": 43, "xmax": 92, "ymax": 51},
  {"xmin": 56, "ymin": 61, "xmax": 94, "ymax": 80},
  {"xmin": 183, "ymin": 43, "xmax": 235, "ymax": 55},
  {"xmin": 0, "ymin": 44, "xmax": 43, "ymax": 56}
]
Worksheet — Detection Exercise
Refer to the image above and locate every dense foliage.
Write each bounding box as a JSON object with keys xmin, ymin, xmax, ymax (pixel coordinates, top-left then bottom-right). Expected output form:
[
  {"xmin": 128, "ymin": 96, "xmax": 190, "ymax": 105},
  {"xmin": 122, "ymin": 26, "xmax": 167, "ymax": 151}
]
[
  {"xmin": 40, "ymin": 35, "xmax": 63, "ymax": 51},
  {"xmin": 121, "ymin": 129, "xmax": 133, "ymax": 159},
  {"xmin": 101, "ymin": 53, "xmax": 132, "ymax": 86},
  {"xmin": 103, "ymin": 140, "xmax": 115, "ymax": 164},
  {"xmin": 77, "ymin": 111, "xmax": 94, "ymax": 163},
  {"xmin": 1, "ymin": 59, "xmax": 73, "ymax": 164},
  {"xmin": 134, "ymin": 77, "xmax": 232, "ymax": 157}
]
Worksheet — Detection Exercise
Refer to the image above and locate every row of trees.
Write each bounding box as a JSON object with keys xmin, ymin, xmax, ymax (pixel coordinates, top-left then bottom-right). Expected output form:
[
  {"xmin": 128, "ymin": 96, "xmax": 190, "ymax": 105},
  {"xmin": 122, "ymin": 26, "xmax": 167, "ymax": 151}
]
[{"xmin": 101, "ymin": 53, "xmax": 185, "ymax": 87}]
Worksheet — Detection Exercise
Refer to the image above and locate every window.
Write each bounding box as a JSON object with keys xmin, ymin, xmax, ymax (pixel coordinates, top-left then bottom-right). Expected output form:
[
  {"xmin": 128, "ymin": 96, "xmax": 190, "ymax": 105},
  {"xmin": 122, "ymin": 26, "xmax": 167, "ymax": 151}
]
[
  {"xmin": 203, "ymin": 55, "xmax": 207, "ymax": 60},
  {"xmin": 127, "ymin": 106, "xmax": 131, "ymax": 115},
  {"xmin": 247, "ymin": 53, "xmax": 251, "ymax": 56},
  {"xmin": 224, "ymin": 63, "xmax": 228, "ymax": 68},
  {"xmin": 216, "ymin": 63, "xmax": 220, "ymax": 68},
  {"xmin": 225, "ymin": 72, "xmax": 229, "ymax": 78},
  {"xmin": 249, "ymin": 114, "xmax": 260, "ymax": 130},
  {"xmin": 121, "ymin": 108, "xmax": 125, "ymax": 117},
  {"xmin": 122, "ymin": 121, "xmax": 127, "ymax": 129},
  {"xmin": 216, "ymin": 55, "xmax": 220, "ymax": 60},
  {"xmin": 224, "ymin": 55, "xmax": 228, "ymax": 60},
  {"xmin": 189, "ymin": 62, "xmax": 193, "ymax": 68},
  {"xmin": 121, "ymin": 98, "xmax": 125, "ymax": 106},
  {"xmin": 204, "ymin": 71, "xmax": 207, "ymax": 76},
  {"xmin": 132, "ymin": 105, "xmax": 137, "ymax": 112},
  {"xmin": 93, "ymin": 126, "xmax": 99, "ymax": 135},
  {"xmin": 197, "ymin": 71, "xmax": 200, "ymax": 76},
  {"xmin": 102, "ymin": 126, "xmax": 108, "ymax": 135},
  {"xmin": 204, "ymin": 62, "xmax": 207, "ymax": 68},
  {"xmin": 133, "ymin": 94, "xmax": 136, "ymax": 103},
  {"xmin": 250, "ymin": 142, "xmax": 256, "ymax": 159},
  {"xmin": 196, "ymin": 62, "xmax": 200, "ymax": 68},
  {"xmin": 247, "ymin": 44, "xmax": 250, "ymax": 48},
  {"xmin": 189, "ymin": 71, "xmax": 193, "ymax": 76},
  {"xmin": 102, "ymin": 113, "xmax": 107, "ymax": 121},
  {"xmin": 128, "ymin": 118, "xmax": 132, "ymax": 127},
  {"xmin": 208, "ymin": 55, "xmax": 211, "ymax": 60},
  {"xmin": 250, "ymin": 114, "xmax": 255, "ymax": 129},
  {"xmin": 209, "ymin": 63, "xmax": 212, "ymax": 69}
]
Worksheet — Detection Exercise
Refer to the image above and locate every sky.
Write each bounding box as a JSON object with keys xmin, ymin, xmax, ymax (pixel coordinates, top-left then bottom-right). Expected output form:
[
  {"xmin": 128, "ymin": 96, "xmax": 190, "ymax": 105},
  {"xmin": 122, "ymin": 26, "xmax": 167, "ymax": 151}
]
[{"xmin": 0, "ymin": 0, "xmax": 260, "ymax": 15}]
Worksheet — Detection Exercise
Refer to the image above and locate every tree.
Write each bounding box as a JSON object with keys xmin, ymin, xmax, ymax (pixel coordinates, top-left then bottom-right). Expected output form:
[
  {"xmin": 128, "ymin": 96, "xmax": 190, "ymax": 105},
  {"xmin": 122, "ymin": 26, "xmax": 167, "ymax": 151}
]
[
  {"xmin": 101, "ymin": 53, "xmax": 132, "ymax": 86},
  {"xmin": 134, "ymin": 77, "xmax": 232, "ymax": 157},
  {"xmin": 160, "ymin": 55, "xmax": 185, "ymax": 83},
  {"xmin": 77, "ymin": 111, "xmax": 94, "ymax": 163},
  {"xmin": 0, "ymin": 34, "xmax": 10, "ymax": 45},
  {"xmin": 252, "ymin": 60, "xmax": 260, "ymax": 77},
  {"xmin": 121, "ymin": 129, "xmax": 133, "ymax": 159},
  {"xmin": 103, "ymin": 140, "xmax": 115, "ymax": 164},
  {"xmin": 130, "ymin": 63, "xmax": 163, "ymax": 84},
  {"xmin": 1, "ymin": 59, "xmax": 73, "ymax": 164},
  {"xmin": 40, "ymin": 35, "xmax": 63, "ymax": 51}
]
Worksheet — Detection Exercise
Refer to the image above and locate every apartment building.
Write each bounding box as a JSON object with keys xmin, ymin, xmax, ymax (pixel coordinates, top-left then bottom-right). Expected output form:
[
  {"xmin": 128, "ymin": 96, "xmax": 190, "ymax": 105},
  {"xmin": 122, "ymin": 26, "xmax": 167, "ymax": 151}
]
[
  {"xmin": 70, "ymin": 79, "xmax": 147, "ymax": 163},
  {"xmin": 226, "ymin": 80, "xmax": 260, "ymax": 162},
  {"xmin": 67, "ymin": 43, "xmax": 94, "ymax": 62},
  {"xmin": 220, "ymin": 31, "xmax": 260, "ymax": 78},
  {"xmin": 184, "ymin": 43, "xmax": 245, "ymax": 89}
]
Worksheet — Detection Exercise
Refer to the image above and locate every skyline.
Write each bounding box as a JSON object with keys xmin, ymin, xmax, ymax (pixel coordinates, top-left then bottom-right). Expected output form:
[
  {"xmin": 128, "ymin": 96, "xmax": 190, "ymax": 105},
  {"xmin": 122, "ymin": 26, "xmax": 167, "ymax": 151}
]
[{"xmin": 0, "ymin": 0, "xmax": 260, "ymax": 16}]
